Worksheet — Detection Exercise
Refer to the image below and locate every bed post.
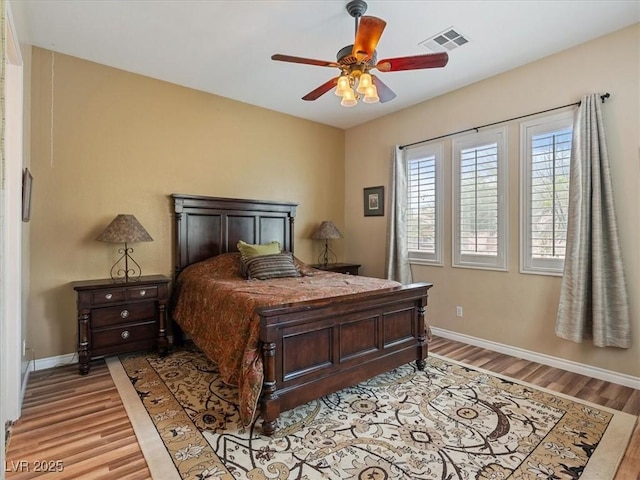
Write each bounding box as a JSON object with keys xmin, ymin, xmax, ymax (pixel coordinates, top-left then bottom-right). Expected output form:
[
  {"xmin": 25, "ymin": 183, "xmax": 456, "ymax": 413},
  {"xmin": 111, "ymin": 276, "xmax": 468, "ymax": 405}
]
[
  {"xmin": 173, "ymin": 198, "xmax": 184, "ymax": 277},
  {"xmin": 171, "ymin": 199, "xmax": 185, "ymax": 346},
  {"xmin": 416, "ymin": 302, "xmax": 428, "ymax": 371},
  {"xmin": 261, "ymin": 341, "xmax": 279, "ymax": 436},
  {"xmin": 289, "ymin": 216, "xmax": 295, "ymax": 253}
]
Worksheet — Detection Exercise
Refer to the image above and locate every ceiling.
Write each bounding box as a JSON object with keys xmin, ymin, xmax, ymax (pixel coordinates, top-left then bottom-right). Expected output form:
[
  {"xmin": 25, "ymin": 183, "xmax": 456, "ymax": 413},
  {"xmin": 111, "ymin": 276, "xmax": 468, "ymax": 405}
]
[{"xmin": 9, "ymin": 1, "xmax": 640, "ymax": 129}]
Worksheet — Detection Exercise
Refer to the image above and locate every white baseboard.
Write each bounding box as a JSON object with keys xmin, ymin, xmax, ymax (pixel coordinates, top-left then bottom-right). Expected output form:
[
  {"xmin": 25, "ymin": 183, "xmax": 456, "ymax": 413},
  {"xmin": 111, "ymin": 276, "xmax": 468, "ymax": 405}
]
[
  {"xmin": 32, "ymin": 353, "xmax": 77, "ymax": 372},
  {"xmin": 20, "ymin": 359, "xmax": 32, "ymax": 409},
  {"xmin": 431, "ymin": 327, "xmax": 640, "ymax": 390}
]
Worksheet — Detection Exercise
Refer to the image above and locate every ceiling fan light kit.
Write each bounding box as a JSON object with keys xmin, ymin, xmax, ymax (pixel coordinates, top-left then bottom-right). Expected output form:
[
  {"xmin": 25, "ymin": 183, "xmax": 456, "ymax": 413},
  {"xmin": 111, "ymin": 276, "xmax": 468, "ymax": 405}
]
[
  {"xmin": 337, "ymin": 71, "xmax": 379, "ymax": 106},
  {"xmin": 271, "ymin": 0, "xmax": 449, "ymax": 107}
]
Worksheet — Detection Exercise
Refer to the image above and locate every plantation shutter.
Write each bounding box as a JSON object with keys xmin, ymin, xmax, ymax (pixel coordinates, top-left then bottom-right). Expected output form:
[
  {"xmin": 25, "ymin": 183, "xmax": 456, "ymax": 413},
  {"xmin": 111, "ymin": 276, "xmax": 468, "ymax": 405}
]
[
  {"xmin": 408, "ymin": 156, "xmax": 435, "ymax": 252},
  {"xmin": 453, "ymin": 128, "xmax": 507, "ymax": 270},
  {"xmin": 405, "ymin": 143, "xmax": 443, "ymax": 264},
  {"xmin": 520, "ymin": 111, "xmax": 573, "ymax": 275},
  {"xmin": 459, "ymin": 142, "xmax": 499, "ymax": 256},
  {"xmin": 530, "ymin": 129, "xmax": 571, "ymax": 261}
]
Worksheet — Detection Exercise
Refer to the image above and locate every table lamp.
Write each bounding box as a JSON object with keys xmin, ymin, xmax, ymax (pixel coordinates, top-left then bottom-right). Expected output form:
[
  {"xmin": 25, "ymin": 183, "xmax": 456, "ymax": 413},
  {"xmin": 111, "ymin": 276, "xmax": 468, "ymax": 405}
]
[
  {"xmin": 311, "ymin": 220, "xmax": 342, "ymax": 267},
  {"xmin": 96, "ymin": 214, "xmax": 153, "ymax": 282}
]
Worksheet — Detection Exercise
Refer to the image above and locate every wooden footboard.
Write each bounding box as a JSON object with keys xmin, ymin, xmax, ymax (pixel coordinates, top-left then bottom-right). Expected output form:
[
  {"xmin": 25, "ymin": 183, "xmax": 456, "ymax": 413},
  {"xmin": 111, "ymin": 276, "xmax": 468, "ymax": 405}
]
[{"xmin": 257, "ymin": 282, "xmax": 432, "ymax": 435}]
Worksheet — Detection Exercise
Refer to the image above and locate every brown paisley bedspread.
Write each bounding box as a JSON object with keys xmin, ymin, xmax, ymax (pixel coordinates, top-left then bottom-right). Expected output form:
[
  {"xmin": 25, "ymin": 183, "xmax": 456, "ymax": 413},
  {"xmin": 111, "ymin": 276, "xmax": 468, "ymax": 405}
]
[{"xmin": 172, "ymin": 252, "xmax": 401, "ymax": 424}]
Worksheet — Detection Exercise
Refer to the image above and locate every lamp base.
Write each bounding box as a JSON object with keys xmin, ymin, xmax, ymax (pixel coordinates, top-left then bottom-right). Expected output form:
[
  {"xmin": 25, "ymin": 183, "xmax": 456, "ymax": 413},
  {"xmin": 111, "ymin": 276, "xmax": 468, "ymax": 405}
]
[
  {"xmin": 317, "ymin": 241, "xmax": 338, "ymax": 267},
  {"xmin": 109, "ymin": 243, "xmax": 143, "ymax": 283}
]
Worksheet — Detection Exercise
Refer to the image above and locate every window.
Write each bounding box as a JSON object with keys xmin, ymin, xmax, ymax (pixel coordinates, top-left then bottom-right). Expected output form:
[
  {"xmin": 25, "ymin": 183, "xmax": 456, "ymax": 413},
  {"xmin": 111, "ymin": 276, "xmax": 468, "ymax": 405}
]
[
  {"xmin": 520, "ymin": 111, "xmax": 573, "ymax": 275},
  {"xmin": 406, "ymin": 143, "xmax": 443, "ymax": 265},
  {"xmin": 453, "ymin": 128, "xmax": 508, "ymax": 270}
]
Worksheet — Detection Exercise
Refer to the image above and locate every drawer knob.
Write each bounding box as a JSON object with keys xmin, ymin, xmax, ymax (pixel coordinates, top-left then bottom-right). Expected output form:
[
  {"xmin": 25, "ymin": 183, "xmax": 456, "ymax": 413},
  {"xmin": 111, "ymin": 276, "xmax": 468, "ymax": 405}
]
[
  {"xmin": 121, "ymin": 330, "xmax": 130, "ymax": 339},
  {"xmin": 105, "ymin": 293, "xmax": 113, "ymax": 300},
  {"xmin": 120, "ymin": 309, "xmax": 129, "ymax": 319},
  {"xmin": 139, "ymin": 290, "xmax": 146, "ymax": 296}
]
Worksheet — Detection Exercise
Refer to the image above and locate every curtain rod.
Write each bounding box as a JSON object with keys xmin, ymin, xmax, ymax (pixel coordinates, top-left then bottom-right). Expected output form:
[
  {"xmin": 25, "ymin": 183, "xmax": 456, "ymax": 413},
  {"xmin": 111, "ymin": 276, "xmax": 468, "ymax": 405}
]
[{"xmin": 399, "ymin": 92, "xmax": 610, "ymax": 150}]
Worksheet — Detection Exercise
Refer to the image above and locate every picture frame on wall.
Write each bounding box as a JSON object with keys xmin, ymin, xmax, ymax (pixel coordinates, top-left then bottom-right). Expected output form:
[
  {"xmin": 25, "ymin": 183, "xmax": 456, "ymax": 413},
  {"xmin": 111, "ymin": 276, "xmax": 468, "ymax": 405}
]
[
  {"xmin": 363, "ymin": 186, "xmax": 384, "ymax": 216},
  {"xmin": 22, "ymin": 168, "xmax": 33, "ymax": 222}
]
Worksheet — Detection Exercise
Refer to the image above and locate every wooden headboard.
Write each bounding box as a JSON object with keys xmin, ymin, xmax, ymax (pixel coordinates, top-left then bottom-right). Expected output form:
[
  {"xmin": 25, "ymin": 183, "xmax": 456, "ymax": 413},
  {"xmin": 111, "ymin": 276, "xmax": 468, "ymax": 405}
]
[{"xmin": 172, "ymin": 194, "xmax": 297, "ymax": 276}]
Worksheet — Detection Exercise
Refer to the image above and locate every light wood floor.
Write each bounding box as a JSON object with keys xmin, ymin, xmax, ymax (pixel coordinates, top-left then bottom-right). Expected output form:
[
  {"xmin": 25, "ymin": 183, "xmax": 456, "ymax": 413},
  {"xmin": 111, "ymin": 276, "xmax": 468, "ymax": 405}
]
[{"xmin": 5, "ymin": 337, "xmax": 639, "ymax": 479}]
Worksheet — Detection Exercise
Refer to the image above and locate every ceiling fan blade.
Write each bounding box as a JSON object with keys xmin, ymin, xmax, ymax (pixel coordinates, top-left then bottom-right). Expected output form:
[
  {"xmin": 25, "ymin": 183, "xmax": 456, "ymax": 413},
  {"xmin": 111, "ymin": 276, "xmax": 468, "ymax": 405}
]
[
  {"xmin": 376, "ymin": 52, "xmax": 449, "ymax": 72},
  {"xmin": 271, "ymin": 54, "xmax": 340, "ymax": 68},
  {"xmin": 372, "ymin": 76, "xmax": 396, "ymax": 103},
  {"xmin": 352, "ymin": 16, "xmax": 386, "ymax": 61},
  {"xmin": 302, "ymin": 77, "xmax": 339, "ymax": 101}
]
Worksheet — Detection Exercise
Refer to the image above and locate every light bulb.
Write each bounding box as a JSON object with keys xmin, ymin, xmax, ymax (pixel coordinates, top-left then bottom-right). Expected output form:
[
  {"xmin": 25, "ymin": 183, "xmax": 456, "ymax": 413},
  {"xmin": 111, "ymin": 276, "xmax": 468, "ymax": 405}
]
[
  {"xmin": 363, "ymin": 84, "xmax": 379, "ymax": 104},
  {"xmin": 340, "ymin": 88, "xmax": 357, "ymax": 107},
  {"xmin": 335, "ymin": 75, "xmax": 350, "ymax": 96},
  {"xmin": 356, "ymin": 73, "xmax": 373, "ymax": 94}
]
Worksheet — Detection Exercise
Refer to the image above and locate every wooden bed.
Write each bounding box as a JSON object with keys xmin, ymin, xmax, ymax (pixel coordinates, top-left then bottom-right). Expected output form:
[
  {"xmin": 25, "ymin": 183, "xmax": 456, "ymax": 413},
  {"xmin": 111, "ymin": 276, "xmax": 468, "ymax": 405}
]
[{"xmin": 171, "ymin": 193, "xmax": 432, "ymax": 435}]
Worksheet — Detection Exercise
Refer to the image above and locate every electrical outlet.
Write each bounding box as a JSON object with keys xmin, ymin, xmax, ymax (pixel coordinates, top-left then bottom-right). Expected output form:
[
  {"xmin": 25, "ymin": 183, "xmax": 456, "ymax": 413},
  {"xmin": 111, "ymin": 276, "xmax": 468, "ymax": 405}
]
[{"xmin": 456, "ymin": 306, "xmax": 463, "ymax": 317}]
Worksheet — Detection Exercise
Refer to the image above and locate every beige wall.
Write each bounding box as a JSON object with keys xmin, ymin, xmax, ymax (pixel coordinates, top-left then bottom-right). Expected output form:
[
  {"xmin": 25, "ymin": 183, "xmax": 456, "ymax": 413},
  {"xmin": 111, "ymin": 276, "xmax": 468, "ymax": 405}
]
[
  {"xmin": 29, "ymin": 48, "xmax": 345, "ymax": 360},
  {"xmin": 345, "ymin": 24, "xmax": 640, "ymax": 377}
]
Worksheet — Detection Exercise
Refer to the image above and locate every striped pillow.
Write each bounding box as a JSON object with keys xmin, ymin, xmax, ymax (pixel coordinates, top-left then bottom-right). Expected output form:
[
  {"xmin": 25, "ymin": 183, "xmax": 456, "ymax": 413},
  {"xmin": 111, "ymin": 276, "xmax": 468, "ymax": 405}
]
[
  {"xmin": 245, "ymin": 252, "xmax": 299, "ymax": 280},
  {"xmin": 237, "ymin": 240, "xmax": 281, "ymax": 277}
]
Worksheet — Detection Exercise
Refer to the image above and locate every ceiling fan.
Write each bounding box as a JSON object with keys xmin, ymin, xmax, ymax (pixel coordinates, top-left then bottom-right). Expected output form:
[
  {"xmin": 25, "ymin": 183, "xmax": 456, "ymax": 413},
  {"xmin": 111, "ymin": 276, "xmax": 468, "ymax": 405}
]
[{"xmin": 271, "ymin": 0, "xmax": 449, "ymax": 107}]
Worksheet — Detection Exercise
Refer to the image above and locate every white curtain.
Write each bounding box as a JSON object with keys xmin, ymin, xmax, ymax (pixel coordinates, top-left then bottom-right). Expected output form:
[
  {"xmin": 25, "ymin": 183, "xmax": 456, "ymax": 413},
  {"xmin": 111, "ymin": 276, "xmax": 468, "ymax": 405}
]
[
  {"xmin": 555, "ymin": 94, "xmax": 631, "ymax": 348},
  {"xmin": 385, "ymin": 146, "xmax": 412, "ymax": 284}
]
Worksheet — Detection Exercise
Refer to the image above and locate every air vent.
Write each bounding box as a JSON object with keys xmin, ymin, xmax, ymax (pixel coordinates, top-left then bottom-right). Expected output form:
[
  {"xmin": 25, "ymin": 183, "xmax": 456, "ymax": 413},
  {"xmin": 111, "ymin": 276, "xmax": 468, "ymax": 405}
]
[{"xmin": 419, "ymin": 27, "xmax": 469, "ymax": 53}]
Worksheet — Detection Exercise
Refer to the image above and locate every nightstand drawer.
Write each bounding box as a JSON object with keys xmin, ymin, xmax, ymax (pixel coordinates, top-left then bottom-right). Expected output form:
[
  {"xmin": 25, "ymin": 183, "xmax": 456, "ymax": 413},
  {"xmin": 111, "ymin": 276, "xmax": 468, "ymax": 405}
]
[
  {"xmin": 128, "ymin": 285, "xmax": 158, "ymax": 300},
  {"xmin": 91, "ymin": 288, "xmax": 126, "ymax": 305},
  {"xmin": 92, "ymin": 302, "xmax": 155, "ymax": 328},
  {"xmin": 335, "ymin": 265, "xmax": 360, "ymax": 275},
  {"xmin": 92, "ymin": 322, "xmax": 156, "ymax": 351}
]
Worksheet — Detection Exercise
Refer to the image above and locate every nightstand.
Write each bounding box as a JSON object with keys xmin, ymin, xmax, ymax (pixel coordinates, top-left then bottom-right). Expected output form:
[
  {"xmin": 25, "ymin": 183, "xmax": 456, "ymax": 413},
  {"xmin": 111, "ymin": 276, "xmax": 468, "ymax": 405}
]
[
  {"xmin": 310, "ymin": 263, "xmax": 361, "ymax": 275},
  {"xmin": 72, "ymin": 275, "xmax": 170, "ymax": 375}
]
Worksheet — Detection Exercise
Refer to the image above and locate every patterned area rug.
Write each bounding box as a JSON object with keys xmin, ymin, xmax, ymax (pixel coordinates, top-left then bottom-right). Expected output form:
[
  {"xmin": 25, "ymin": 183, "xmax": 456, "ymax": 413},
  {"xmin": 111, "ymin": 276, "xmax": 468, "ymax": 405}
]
[{"xmin": 107, "ymin": 346, "xmax": 636, "ymax": 480}]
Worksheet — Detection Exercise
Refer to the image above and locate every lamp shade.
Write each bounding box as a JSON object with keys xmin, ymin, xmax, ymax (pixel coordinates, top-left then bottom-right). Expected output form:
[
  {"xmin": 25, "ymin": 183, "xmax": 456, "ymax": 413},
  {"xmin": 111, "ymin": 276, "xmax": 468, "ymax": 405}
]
[
  {"xmin": 356, "ymin": 73, "xmax": 373, "ymax": 94},
  {"xmin": 312, "ymin": 220, "xmax": 342, "ymax": 240},
  {"xmin": 335, "ymin": 75, "xmax": 350, "ymax": 96},
  {"xmin": 96, "ymin": 214, "xmax": 153, "ymax": 243},
  {"xmin": 340, "ymin": 88, "xmax": 357, "ymax": 107},
  {"xmin": 363, "ymin": 84, "xmax": 380, "ymax": 104}
]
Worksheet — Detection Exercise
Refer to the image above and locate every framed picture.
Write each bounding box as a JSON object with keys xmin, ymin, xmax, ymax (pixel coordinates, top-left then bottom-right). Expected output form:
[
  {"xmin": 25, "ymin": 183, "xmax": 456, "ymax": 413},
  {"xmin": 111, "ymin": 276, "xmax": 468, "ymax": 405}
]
[
  {"xmin": 363, "ymin": 186, "xmax": 384, "ymax": 217},
  {"xmin": 22, "ymin": 168, "xmax": 33, "ymax": 222}
]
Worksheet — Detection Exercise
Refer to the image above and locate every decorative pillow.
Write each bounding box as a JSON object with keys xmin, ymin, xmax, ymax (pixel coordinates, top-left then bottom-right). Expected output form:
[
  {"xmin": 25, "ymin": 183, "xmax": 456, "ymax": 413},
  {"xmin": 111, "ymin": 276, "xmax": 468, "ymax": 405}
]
[
  {"xmin": 237, "ymin": 240, "xmax": 281, "ymax": 261},
  {"xmin": 237, "ymin": 240, "xmax": 282, "ymax": 277},
  {"xmin": 245, "ymin": 252, "xmax": 299, "ymax": 280}
]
